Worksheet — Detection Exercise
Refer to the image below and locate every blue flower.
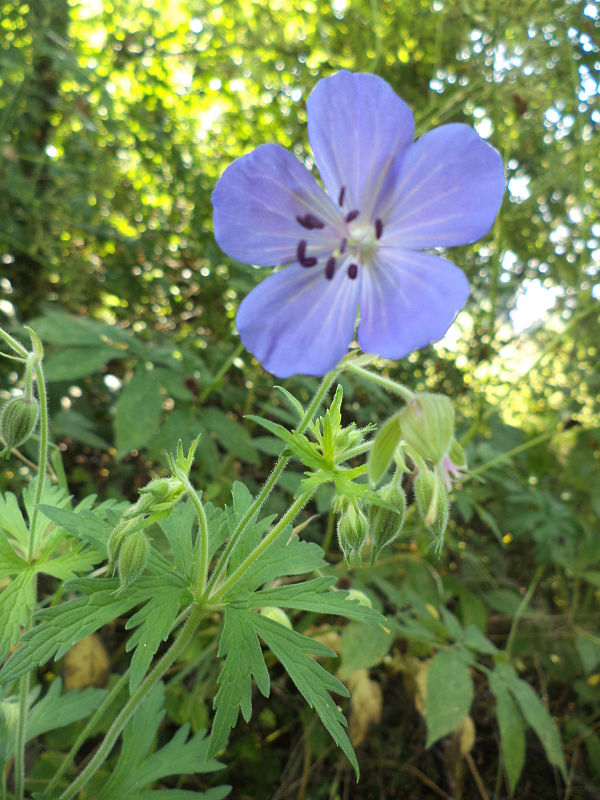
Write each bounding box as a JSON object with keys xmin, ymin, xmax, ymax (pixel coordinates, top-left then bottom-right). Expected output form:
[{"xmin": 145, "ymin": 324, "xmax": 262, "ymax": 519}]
[{"xmin": 212, "ymin": 71, "xmax": 505, "ymax": 378}]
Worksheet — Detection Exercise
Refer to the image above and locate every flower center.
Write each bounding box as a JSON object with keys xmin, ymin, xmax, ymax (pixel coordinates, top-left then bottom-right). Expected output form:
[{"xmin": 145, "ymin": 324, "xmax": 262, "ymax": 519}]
[
  {"xmin": 347, "ymin": 221, "xmax": 378, "ymax": 265},
  {"xmin": 294, "ymin": 185, "xmax": 384, "ymax": 282}
]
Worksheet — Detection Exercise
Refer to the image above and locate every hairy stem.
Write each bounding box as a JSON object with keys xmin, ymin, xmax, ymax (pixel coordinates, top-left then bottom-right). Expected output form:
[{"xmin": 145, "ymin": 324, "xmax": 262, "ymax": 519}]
[
  {"xmin": 14, "ymin": 673, "xmax": 30, "ymax": 800},
  {"xmin": 180, "ymin": 475, "xmax": 210, "ymax": 597},
  {"xmin": 58, "ymin": 604, "xmax": 205, "ymax": 800},
  {"xmin": 210, "ymin": 491, "xmax": 314, "ymax": 605},
  {"xmin": 205, "ymin": 367, "xmax": 339, "ymax": 593},
  {"xmin": 0, "ymin": 327, "xmax": 28, "ymax": 359},
  {"xmin": 345, "ymin": 362, "xmax": 415, "ymax": 402},
  {"xmin": 28, "ymin": 361, "xmax": 49, "ymax": 560},
  {"xmin": 44, "ymin": 670, "xmax": 130, "ymax": 797}
]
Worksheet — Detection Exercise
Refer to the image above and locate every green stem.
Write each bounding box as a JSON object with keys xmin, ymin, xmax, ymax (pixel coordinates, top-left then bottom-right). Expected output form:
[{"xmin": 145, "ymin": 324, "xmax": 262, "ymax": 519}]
[
  {"xmin": 505, "ymin": 566, "xmax": 544, "ymax": 661},
  {"xmin": 28, "ymin": 361, "xmax": 49, "ymax": 560},
  {"xmin": 14, "ymin": 673, "xmax": 30, "ymax": 800},
  {"xmin": 58, "ymin": 604, "xmax": 205, "ymax": 800},
  {"xmin": 345, "ymin": 363, "xmax": 415, "ymax": 402},
  {"xmin": 44, "ymin": 670, "xmax": 130, "ymax": 797},
  {"xmin": 0, "ymin": 327, "xmax": 28, "ymax": 359},
  {"xmin": 205, "ymin": 367, "xmax": 339, "ymax": 594},
  {"xmin": 180, "ymin": 476, "xmax": 210, "ymax": 597},
  {"xmin": 210, "ymin": 491, "xmax": 313, "ymax": 605}
]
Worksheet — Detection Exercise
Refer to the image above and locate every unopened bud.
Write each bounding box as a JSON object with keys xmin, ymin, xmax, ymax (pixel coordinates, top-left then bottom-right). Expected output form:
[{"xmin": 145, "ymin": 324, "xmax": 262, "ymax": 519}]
[
  {"xmin": 368, "ymin": 482, "xmax": 407, "ymax": 563},
  {"xmin": 117, "ymin": 530, "xmax": 149, "ymax": 589},
  {"xmin": 398, "ymin": 393, "xmax": 454, "ymax": 464},
  {"xmin": 125, "ymin": 477, "xmax": 183, "ymax": 519},
  {"xmin": 0, "ymin": 397, "xmax": 39, "ymax": 456},
  {"xmin": 337, "ymin": 501, "xmax": 368, "ymax": 565},
  {"xmin": 345, "ymin": 589, "xmax": 373, "ymax": 609},
  {"xmin": 260, "ymin": 606, "xmax": 292, "ymax": 629},
  {"xmin": 106, "ymin": 517, "xmax": 137, "ymax": 576},
  {"xmin": 414, "ymin": 468, "xmax": 449, "ymax": 550}
]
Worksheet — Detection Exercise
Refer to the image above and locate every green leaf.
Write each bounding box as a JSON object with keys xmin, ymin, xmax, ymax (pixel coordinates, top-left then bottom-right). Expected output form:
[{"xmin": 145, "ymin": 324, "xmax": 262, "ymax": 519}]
[
  {"xmin": 245, "ymin": 415, "xmax": 325, "ymax": 471},
  {"xmin": 0, "ymin": 492, "xmax": 30, "ymax": 550},
  {"xmin": 0, "ymin": 536, "xmax": 27, "ymax": 579},
  {"xmin": 425, "ymin": 649, "xmax": 474, "ymax": 746},
  {"xmin": 45, "ymin": 346, "xmax": 119, "ymax": 381},
  {"xmin": 0, "ymin": 578, "xmax": 161, "ymax": 685},
  {"xmin": 489, "ymin": 669, "xmax": 526, "ymax": 794},
  {"xmin": 0, "ymin": 679, "xmax": 106, "ymax": 763},
  {"xmin": 254, "ymin": 613, "xmax": 359, "ymax": 777},
  {"xmin": 494, "ymin": 663, "xmax": 567, "ymax": 778},
  {"xmin": 115, "ymin": 367, "xmax": 163, "ymax": 455},
  {"xmin": 274, "ymin": 385, "xmax": 305, "ymax": 419},
  {"xmin": 125, "ymin": 584, "xmax": 187, "ymax": 691},
  {"xmin": 99, "ymin": 683, "xmax": 224, "ymax": 800},
  {"xmin": 339, "ymin": 622, "xmax": 393, "ymax": 678},
  {"xmin": 35, "ymin": 544, "xmax": 100, "ymax": 581},
  {"xmin": 462, "ymin": 624, "xmax": 499, "ymax": 655},
  {"xmin": 208, "ymin": 607, "xmax": 271, "ymax": 759},
  {"xmin": 201, "ymin": 407, "xmax": 260, "ymax": 465},
  {"xmin": 52, "ymin": 409, "xmax": 110, "ymax": 449},
  {"xmin": 224, "ymin": 523, "xmax": 326, "ymax": 600},
  {"xmin": 249, "ymin": 578, "xmax": 385, "ymax": 625},
  {"xmin": 368, "ymin": 414, "xmax": 401, "ymax": 485},
  {"xmin": 0, "ymin": 569, "xmax": 36, "ymax": 661}
]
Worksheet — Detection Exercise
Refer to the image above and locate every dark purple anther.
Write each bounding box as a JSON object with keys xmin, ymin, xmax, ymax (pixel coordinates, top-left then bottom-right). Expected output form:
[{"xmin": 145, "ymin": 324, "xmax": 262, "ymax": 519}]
[
  {"xmin": 297, "ymin": 240, "xmax": 307, "ymax": 263},
  {"xmin": 348, "ymin": 263, "xmax": 358, "ymax": 280},
  {"xmin": 345, "ymin": 209, "xmax": 359, "ymax": 223},
  {"xmin": 375, "ymin": 218, "xmax": 383, "ymax": 239},
  {"xmin": 301, "ymin": 257, "xmax": 317, "ymax": 267},
  {"xmin": 325, "ymin": 257, "xmax": 336, "ymax": 280},
  {"xmin": 339, "ymin": 238, "xmax": 347, "ymax": 254},
  {"xmin": 296, "ymin": 213, "xmax": 325, "ymax": 230},
  {"xmin": 338, "ymin": 186, "xmax": 346, "ymax": 207}
]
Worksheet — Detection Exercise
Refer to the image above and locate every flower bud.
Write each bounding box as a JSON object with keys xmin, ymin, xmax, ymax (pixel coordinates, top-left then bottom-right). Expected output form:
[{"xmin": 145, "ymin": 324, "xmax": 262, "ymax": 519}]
[
  {"xmin": 337, "ymin": 500, "xmax": 368, "ymax": 565},
  {"xmin": 368, "ymin": 482, "xmax": 407, "ymax": 563},
  {"xmin": 345, "ymin": 589, "xmax": 373, "ymax": 608},
  {"xmin": 124, "ymin": 477, "xmax": 184, "ymax": 520},
  {"xmin": 260, "ymin": 606, "xmax": 292, "ymax": 630},
  {"xmin": 117, "ymin": 530, "xmax": 149, "ymax": 590},
  {"xmin": 0, "ymin": 397, "xmax": 39, "ymax": 456},
  {"xmin": 398, "ymin": 393, "xmax": 454, "ymax": 464},
  {"xmin": 414, "ymin": 468, "xmax": 449, "ymax": 550},
  {"xmin": 106, "ymin": 517, "xmax": 137, "ymax": 576}
]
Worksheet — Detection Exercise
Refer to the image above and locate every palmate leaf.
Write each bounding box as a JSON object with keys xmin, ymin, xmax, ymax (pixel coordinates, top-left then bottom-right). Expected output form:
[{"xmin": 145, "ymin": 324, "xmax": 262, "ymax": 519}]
[
  {"xmin": 253, "ymin": 613, "xmax": 360, "ymax": 776},
  {"xmin": 0, "ymin": 576, "xmax": 179, "ymax": 685},
  {"xmin": 98, "ymin": 682, "xmax": 227, "ymax": 800},
  {"xmin": 208, "ymin": 607, "xmax": 271, "ymax": 759},
  {"xmin": 0, "ymin": 569, "xmax": 36, "ymax": 661},
  {"xmin": 125, "ymin": 583, "xmax": 190, "ymax": 691},
  {"xmin": 212, "ymin": 573, "xmax": 384, "ymax": 771}
]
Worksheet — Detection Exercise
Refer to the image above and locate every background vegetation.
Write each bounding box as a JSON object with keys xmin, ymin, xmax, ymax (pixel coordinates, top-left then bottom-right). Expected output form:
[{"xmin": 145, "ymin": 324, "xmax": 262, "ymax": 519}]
[{"xmin": 1, "ymin": 0, "xmax": 599, "ymax": 797}]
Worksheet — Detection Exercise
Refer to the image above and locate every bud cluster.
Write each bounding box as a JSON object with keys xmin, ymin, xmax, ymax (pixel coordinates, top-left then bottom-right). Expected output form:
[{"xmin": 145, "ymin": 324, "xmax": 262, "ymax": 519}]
[{"xmin": 367, "ymin": 391, "xmax": 467, "ymax": 556}]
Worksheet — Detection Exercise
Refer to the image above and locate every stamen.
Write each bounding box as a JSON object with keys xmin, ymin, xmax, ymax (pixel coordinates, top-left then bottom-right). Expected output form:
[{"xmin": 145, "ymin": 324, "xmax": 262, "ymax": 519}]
[
  {"xmin": 345, "ymin": 210, "xmax": 359, "ymax": 223},
  {"xmin": 301, "ymin": 257, "xmax": 318, "ymax": 268},
  {"xmin": 375, "ymin": 218, "xmax": 383, "ymax": 239},
  {"xmin": 348, "ymin": 263, "xmax": 358, "ymax": 280},
  {"xmin": 339, "ymin": 238, "xmax": 347, "ymax": 254},
  {"xmin": 338, "ymin": 186, "xmax": 346, "ymax": 207},
  {"xmin": 296, "ymin": 213, "xmax": 325, "ymax": 230},
  {"xmin": 297, "ymin": 240, "xmax": 307, "ymax": 263},
  {"xmin": 325, "ymin": 257, "xmax": 336, "ymax": 280}
]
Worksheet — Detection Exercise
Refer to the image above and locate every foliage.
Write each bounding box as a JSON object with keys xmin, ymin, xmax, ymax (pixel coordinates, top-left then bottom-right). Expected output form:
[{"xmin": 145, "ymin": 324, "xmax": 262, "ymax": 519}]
[{"xmin": 0, "ymin": 0, "xmax": 599, "ymax": 798}]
